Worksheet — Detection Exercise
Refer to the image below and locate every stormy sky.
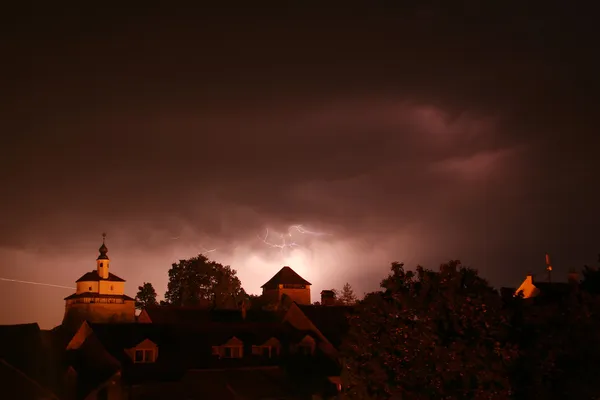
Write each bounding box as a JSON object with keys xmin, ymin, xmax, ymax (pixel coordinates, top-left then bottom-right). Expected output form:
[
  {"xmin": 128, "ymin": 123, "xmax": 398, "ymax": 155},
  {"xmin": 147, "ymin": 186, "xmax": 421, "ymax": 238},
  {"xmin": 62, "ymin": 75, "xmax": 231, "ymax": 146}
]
[{"xmin": 1, "ymin": 3, "xmax": 598, "ymax": 328}]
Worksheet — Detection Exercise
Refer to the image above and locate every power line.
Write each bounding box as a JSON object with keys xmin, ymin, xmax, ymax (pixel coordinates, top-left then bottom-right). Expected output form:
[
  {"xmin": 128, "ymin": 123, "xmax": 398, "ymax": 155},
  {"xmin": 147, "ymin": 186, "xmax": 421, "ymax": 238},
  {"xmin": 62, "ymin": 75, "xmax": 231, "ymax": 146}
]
[{"xmin": 0, "ymin": 277, "xmax": 75, "ymax": 290}]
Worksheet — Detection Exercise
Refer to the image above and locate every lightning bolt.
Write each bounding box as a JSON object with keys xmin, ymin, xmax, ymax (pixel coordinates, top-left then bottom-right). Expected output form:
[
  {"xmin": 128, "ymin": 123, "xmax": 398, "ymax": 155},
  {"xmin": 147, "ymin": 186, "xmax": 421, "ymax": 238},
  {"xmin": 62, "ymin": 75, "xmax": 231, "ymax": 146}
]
[
  {"xmin": 259, "ymin": 224, "xmax": 330, "ymax": 253},
  {"xmin": 170, "ymin": 236, "xmax": 217, "ymax": 254},
  {"xmin": 0, "ymin": 277, "xmax": 75, "ymax": 290},
  {"xmin": 199, "ymin": 245, "xmax": 217, "ymax": 254}
]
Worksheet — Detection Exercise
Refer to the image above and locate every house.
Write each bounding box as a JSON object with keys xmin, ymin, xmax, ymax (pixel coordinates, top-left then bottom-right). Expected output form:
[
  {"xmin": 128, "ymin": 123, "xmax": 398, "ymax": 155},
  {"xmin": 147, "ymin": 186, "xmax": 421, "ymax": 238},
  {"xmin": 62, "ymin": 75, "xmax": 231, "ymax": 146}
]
[
  {"xmin": 63, "ymin": 320, "xmax": 321, "ymax": 399},
  {"xmin": 513, "ymin": 270, "xmax": 580, "ymax": 300},
  {"xmin": 282, "ymin": 290, "xmax": 356, "ymax": 396},
  {"xmin": 62, "ymin": 235, "xmax": 135, "ymax": 332}
]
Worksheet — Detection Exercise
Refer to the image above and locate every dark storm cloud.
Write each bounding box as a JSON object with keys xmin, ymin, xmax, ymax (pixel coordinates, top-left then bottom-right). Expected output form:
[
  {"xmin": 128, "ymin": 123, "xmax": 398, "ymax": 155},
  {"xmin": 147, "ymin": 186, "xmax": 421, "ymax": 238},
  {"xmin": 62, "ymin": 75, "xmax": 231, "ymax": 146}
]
[{"xmin": 1, "ymin": 3, "xmax": 599, "ymax": 327}]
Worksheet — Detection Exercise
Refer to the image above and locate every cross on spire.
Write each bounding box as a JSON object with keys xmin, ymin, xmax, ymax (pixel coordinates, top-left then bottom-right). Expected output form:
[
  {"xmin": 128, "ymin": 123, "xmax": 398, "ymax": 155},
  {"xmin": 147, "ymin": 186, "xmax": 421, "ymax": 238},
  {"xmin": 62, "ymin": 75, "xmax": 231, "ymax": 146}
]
[{"xmin": 102, "ymin": 232, "xmax": 107, "ymax": 244}]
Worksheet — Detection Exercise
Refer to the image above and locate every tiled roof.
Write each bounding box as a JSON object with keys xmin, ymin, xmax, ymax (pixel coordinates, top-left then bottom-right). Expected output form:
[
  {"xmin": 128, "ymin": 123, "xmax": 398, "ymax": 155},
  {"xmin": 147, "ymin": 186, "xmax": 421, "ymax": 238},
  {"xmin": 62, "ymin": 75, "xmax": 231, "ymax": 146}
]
[
  {"xmin": 296, "ymin": 305, "xmax": 355, "ymax": 348},
  {"xmin": 0, "ymin": 360, "xmax": 59, "ymax": 400},
  {"xmin": 261, "ymin": 266, "xmax": 311, "ymax": 289},
  {"xmin": 0, "ymin": 323, "xmax": 61, "ymax": 396},
  {"xmin": 63, "ymin": 293, "xmax": 134, "ymax": 301},
  {"xmin": 85, "ymin": 322, "xmax": 296, "ymax": 369},
  {"xmin": 180, "ymin": 367, "xmax": 309, "ymax": 399},
  {"xmin": 143, "ymin": 306, "xmax": 281, "ymax": 324},
  {"xmin": 76, "ymin": 270, "xmax": 125, "ymax": 282}
]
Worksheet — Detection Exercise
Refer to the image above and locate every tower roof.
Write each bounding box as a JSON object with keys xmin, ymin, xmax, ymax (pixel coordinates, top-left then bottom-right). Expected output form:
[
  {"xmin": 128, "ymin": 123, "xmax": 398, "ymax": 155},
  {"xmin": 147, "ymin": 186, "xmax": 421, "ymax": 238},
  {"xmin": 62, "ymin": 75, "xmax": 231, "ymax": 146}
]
[
  {"xmin": 76, "ymin": 270, "xmax": 125, "ymax": 282},
  {"xmin": 261, "ymin": 266, "xmax": 311, "ymax": 288},
  {"xmin": 97, "ymin": 233, "xmax": 109, "ymax": 260}
]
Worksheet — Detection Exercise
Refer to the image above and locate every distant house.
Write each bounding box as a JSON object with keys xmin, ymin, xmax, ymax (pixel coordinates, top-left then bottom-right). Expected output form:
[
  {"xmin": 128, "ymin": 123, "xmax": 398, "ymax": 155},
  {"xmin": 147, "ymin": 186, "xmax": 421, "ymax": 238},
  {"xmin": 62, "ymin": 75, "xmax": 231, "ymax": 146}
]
[
  {"xmin": 282, "ymin": 290, "xmax": 356, "ymax": 395},
  {"xmin": 63, "ymin": 320, "xmax": 322, "ymax": 399},
  {"xmin": 513, "ymin": 270, "xmax": 580, "ymax": 300}
]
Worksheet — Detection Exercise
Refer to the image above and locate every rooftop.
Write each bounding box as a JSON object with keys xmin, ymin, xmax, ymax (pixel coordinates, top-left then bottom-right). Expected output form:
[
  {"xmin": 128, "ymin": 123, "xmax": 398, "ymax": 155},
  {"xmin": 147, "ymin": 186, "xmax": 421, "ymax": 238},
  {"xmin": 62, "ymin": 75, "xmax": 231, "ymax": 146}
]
[
  {"xmin": 75, "ymin": 270, "xmax": 125, "ymax": 283},
  {"xmin": 261, "ymin": 266, "xmax": 311, "ymax": 289}
]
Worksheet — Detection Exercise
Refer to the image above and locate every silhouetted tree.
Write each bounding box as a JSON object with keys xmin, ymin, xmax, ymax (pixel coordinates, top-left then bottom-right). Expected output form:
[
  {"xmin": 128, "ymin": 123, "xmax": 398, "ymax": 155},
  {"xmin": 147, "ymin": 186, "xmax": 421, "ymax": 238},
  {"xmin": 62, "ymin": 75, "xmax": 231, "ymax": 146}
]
[
  {"xmin": 135, "ymin": 282, "xmax": 157, "ymax": 310},
  {"xmin": 164, "ymin": 254, "xmax": 245, "ymax": 308},
  {"xmin": 341, "ymin": 261, "xmax": 517, "ymax": 400},
  {"xmin": 338, "ymin": 282, "xmax": 358, "ymax": 305}
]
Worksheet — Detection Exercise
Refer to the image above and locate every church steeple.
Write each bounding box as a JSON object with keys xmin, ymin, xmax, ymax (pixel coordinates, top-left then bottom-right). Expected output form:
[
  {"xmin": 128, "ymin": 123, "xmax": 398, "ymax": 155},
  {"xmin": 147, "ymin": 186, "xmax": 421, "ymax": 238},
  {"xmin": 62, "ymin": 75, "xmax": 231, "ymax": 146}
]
[{"xmin": 97, "ymin": 233, "xmax": 110, "ymax": 279}]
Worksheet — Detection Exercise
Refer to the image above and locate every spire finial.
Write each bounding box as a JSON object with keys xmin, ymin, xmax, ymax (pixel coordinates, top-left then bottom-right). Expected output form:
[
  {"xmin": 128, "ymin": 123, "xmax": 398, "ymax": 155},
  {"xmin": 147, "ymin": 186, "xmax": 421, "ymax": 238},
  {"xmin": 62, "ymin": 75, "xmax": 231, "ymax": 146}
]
[{"xmin": 98, "ymin": 233, "xmax": 109, "ymax": 260}]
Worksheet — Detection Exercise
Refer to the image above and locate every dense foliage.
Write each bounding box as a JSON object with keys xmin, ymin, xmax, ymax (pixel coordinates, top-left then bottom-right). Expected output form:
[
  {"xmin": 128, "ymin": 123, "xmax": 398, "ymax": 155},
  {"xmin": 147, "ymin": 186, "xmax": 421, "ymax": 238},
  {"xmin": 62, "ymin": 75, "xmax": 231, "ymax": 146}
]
[
  {"xmin": 134, "ymin": 282, "xmax": 157, "ymax": 310},
  {"xmin": 164, "ymin": 254, "xmax": 245, "ymax": 308},
  {"xmin": 342, "ymin": 261, "xmax": 518, "ymax": 399},
  {"xmin": 342, "ymin": 259, "xmax": 600, "ymax": 400}
]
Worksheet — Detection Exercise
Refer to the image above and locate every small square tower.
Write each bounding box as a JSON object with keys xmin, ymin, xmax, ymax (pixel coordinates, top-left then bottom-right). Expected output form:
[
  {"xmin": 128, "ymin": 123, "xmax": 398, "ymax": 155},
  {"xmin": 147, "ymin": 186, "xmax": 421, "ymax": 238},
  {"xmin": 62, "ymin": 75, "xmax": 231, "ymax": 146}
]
[{"xmin": 261, "ymin": 266, "xmax": 311, "ymax": 306}]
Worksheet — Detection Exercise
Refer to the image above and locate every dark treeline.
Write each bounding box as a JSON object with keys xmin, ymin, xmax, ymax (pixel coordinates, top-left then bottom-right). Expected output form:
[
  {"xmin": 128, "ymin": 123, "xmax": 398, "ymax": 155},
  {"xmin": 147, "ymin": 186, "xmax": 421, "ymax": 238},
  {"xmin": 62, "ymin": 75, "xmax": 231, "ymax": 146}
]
[{"xmin": 341, "ymin": 260, "xmax": 600, "ymax": 400}]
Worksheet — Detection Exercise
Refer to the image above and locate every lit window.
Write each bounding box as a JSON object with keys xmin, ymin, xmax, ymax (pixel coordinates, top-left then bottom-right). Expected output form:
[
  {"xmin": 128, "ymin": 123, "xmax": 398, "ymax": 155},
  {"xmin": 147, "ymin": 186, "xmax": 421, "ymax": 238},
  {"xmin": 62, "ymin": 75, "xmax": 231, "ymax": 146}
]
[
  {"xmin": 134, "ymin": 349, "xmax": 155, "ymax": 363},
  {"xmin": 217, "ymin": 346, "xmax": 242, "ymax": 358},
  {"xmin": 252, "ymin": 345, "xmax": 277, "ymax": 358}
]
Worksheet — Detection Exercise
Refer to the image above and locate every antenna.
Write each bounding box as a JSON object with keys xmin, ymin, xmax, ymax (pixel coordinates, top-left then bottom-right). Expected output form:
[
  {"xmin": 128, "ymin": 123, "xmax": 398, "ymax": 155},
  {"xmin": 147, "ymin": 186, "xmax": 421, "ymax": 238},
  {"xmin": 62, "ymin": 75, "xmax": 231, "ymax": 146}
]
[{"xmin": 545, "ymin": 253, "xmax": 553, "ymax": 283}]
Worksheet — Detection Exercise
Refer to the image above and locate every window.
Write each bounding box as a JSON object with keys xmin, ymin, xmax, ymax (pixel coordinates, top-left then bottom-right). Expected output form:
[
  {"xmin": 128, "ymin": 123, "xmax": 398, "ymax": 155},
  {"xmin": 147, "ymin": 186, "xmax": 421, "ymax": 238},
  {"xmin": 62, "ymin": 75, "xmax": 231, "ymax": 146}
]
[
  {"xmin": 89, "ymin": 286, "xmax": 92, "ymax": 291},
  {"xmin": 299, "ymin": 344, "xmax": 313, "ymax": 356},
  {"xmin": 110, "ymin": 285, "xmax": 113, "ymax": 291},
  {"xmin": 100, "ymin": 263, "xmax": 103, "ymax": 267},
  {"xmin": 252, "ymin": 345, "xmax": 278, "ymax": 358},
  {"xmin": 213, "ymin": 346, "xmax": 243, "ymax": 359},
  {"xmin": 134, "ymin": 349, "xmax": 155, "ymax": 363},
  {"xmin": 223, "ymin": 346, "xmax": 242, "ymax": 358},
  {"xmin": 283, "ymin": 284, "xmax": 305, "ymax": 289}
]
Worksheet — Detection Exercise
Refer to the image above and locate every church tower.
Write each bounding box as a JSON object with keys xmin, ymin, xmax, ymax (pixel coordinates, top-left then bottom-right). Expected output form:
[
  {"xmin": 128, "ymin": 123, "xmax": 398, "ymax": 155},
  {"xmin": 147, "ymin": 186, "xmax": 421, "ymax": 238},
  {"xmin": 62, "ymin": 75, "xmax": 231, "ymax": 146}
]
[{"xmin": 62, "ymin": 234, "xmax": 136, "ymax": 331}]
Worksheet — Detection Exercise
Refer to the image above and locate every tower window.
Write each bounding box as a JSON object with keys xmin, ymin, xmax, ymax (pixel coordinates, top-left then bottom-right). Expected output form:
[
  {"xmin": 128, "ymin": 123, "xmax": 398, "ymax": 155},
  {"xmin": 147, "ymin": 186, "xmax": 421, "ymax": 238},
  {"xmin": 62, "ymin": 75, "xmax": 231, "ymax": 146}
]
[
  {"xmin": 100, "ymin": 263, "xmax": 103, "ymax": 267},
  {"xmin": 89, "ymin": 286, "xmax": 92, "ymax": 291},
  {"xmin": 110, "ymin": 285, "xmax": 113, "ymax": 291}
]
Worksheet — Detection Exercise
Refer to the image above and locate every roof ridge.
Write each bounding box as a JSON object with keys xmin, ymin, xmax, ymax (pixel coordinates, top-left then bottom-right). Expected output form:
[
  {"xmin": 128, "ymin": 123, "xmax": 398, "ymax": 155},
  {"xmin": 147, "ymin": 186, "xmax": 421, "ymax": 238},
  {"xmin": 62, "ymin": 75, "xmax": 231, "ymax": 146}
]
[{"xmin": 261, "ymin": 266, "xmax": 311, "ymax": 288}]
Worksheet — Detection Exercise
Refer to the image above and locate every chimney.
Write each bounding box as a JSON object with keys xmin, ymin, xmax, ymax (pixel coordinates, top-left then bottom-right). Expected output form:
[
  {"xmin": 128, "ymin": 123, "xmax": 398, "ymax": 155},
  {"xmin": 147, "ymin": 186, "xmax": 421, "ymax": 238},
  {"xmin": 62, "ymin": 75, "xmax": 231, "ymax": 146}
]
[
  {"xmin": 525, "ymin": 272, "xmax": 533, "ymax": 284},
  {"xmin": 320, "ymin": 290, "xmax": 336, "ymax": 306},
  {"xmin": 568, "ymin": 268, "xmax": 580, "ymax": 284}
]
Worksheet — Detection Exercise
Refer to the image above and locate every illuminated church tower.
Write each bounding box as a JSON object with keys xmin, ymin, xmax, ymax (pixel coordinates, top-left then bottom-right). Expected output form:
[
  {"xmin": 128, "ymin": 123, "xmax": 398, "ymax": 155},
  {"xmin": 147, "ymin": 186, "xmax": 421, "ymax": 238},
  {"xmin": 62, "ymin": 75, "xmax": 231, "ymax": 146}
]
[{"xmin": 62, "ymin": 234, "xmax": 135, "ymax": 330}]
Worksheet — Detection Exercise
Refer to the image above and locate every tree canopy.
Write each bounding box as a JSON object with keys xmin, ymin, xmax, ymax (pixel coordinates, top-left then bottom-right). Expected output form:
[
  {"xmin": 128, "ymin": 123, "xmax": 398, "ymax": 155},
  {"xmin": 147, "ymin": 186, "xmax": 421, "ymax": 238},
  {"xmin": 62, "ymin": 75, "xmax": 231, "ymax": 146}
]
[
  {"xmin": 342, "ymin": 261, "xmax": 517, "ymax": 400},
  {"xmin": 164, "ymin": 254, "xmax": 245, "ymax": 308},
  {"xmin": 135, "ymin": 282, "xmax": 157, "ymax": 310},
  {"xmin": 338, "ymin": 282, "xmax": 358, "ymax": 305}
]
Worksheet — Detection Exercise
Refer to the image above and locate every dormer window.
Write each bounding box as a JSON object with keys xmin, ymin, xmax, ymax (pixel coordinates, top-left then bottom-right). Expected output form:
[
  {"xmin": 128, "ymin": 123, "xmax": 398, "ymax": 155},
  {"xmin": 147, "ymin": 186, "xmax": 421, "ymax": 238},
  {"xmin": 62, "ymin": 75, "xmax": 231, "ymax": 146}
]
[
  {"xmin": 134, "ymin": 349, "xmax": 155, "ymax": 363},
  {"xmin": 128, "ymin": 339, "xmax": 158, "ymax": 363},
  {"xmin": 297, "ymin": 335, "xmax": 316, "ymax": 356},
  {"xmin": 252, "ymin": 337, "xmax": 281, "ymax": 358},
  {"xmin": 212, "ymin": 336, "xmax": 244, "ymax": 359}
]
